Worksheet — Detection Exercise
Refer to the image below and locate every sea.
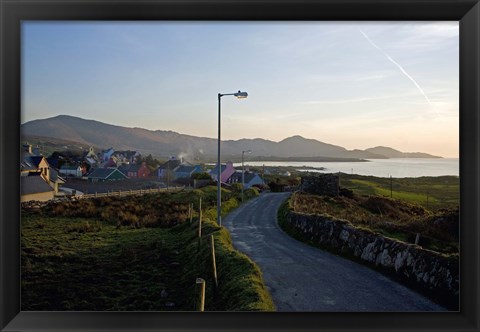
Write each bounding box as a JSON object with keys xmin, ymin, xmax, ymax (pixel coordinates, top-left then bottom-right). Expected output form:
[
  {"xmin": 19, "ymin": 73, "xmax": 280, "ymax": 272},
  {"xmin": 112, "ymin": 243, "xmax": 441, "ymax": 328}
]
[{"xmin": 233, "ymin": 158, "xmax": 459, "ymax": 178}]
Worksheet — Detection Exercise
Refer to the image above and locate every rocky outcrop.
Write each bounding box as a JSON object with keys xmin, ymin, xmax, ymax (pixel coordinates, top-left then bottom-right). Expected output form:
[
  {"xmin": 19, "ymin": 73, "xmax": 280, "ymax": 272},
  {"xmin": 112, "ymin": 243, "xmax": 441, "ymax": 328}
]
[{"xmin": 284, "ymin": 210, "xmax": 459, "ymax": 308}]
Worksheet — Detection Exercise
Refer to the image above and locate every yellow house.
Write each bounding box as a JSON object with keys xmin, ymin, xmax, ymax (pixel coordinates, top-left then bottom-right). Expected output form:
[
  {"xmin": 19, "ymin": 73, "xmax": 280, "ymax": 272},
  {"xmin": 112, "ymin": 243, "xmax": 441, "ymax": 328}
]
[{"xmin": 21, "ymin": 175, "xmax": 55, "ymax": 202}]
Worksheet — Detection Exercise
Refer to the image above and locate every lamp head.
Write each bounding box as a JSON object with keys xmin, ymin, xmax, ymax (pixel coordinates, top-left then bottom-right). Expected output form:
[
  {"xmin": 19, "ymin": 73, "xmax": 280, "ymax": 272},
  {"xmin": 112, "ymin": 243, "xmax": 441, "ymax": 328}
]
[{"xmin": 234, "ymin": 90, "xmax": 248, "ymax": 99}]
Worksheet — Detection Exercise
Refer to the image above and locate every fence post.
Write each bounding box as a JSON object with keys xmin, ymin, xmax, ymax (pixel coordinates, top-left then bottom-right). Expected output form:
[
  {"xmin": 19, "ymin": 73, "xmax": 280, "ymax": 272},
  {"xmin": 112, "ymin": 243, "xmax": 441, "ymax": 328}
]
[
  {"xmin": 195, "ymin": 278, "xmax": 206, "ymax": 311},
  {"xmin": 198, "ymin": 198, "xmax": 202, "ymax": 238},
  {"xmin": 188, "ymin": 203, "xmax": 192, "ymax": 223},
  {"xmin": 415, "ymin": 233, "xmax": 421, "ymax": 245},
  {"xmin": 211, "ymin": 235, "xmax": 218, "ymax": 288}
]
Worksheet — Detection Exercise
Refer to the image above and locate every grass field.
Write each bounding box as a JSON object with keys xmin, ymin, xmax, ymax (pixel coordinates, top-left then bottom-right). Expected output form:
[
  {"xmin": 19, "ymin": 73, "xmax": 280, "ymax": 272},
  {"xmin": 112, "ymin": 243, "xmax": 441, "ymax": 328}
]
[
  {"xmin": 21, "ymin": 187, "xmax": 274, "ymax": 311},
  {"xmin": 338, "ymin": 174, "xmax": 459, "ymax": 211}
]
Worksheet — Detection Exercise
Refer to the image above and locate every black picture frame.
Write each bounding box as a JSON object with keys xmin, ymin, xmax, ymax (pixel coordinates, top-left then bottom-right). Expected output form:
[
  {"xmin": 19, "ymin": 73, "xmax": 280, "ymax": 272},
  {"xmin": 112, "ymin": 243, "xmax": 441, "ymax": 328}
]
[{"xmin": 1, "ymin": 0, "xmax": 479, "ymax": 331}]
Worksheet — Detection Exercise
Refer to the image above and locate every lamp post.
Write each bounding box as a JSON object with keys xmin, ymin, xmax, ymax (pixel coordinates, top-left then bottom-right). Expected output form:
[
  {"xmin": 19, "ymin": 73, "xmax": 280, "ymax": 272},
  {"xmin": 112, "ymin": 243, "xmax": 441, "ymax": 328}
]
[
  {"xmin": 217, "ymin": 90, "xmax": 248, "ymax": 227},
  {"xmin": 241, "ymin": 150, "xmax": 252, "ymax": 202}
]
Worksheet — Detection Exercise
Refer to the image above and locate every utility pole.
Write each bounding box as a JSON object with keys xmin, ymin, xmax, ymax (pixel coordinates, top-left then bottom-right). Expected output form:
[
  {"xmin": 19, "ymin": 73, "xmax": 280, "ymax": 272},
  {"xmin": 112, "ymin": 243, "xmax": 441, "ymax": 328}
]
[{"xmin": 390, "ymin": 175, "xmax": 393, "ymax": 198}]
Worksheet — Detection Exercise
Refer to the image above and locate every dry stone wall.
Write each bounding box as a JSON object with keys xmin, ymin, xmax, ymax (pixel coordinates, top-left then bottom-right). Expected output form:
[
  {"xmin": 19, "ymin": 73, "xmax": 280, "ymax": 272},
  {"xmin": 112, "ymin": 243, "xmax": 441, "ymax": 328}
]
[{"xmin": 284, "ymin": 210, "xmax": 459, "ymax": 307}]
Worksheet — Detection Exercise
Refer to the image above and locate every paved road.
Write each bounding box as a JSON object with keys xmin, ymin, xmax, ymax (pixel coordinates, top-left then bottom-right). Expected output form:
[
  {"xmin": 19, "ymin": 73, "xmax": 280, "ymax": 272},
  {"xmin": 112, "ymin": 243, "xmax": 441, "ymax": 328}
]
[{"xmin": 223, "ymin": 192, "xmax": 446, "ymax": 311}]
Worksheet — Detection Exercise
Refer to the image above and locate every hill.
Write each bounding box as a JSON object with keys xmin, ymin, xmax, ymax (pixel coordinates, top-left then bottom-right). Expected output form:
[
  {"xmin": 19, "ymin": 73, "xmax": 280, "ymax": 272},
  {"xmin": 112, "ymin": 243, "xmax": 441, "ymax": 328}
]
[
  {"xmin": 21, "ymin": 115, "xmax": 441, "ymax": 161},
  {"xmin": 365, "ymin": 146, "xmax": 441, "ymax": 159}
]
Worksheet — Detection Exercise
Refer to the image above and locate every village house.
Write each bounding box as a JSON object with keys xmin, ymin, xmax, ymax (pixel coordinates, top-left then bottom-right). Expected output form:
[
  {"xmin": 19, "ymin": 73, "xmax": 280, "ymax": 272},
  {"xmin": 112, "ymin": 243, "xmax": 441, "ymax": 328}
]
[
  {"xmin": 87, "ymin": 168, "xmax": 128, "ymax": 182},
  {"xmin": 119, "ymin": 162, "xmax": 151, "ymax": 178},
  {"xmin": 21, "ymin": 144, "xmax": 65, "ymax": 200},
  {"xmin": 228, "ymin": 171, "xmax": 264, "ymax": 189},
  {"xmin": 157, "ymin": 157, "xmax": 181, "ymax": 179},
  {"xmin": 83, "ymin": 147, "xmax": 100, "ymax": 168},
  {"xmin": 59, "ymin": 165, "xmax": 83, "ymax": 177},
  {"xmin": 173, "ymin": 164, "xmax": 203, "ymax": 180},
  {"xmin": 209, "ymin": 161, "xmax": 236, "ymax": 184},
  {"xmin": 114, "ymin": 150, "xmax": 141, "ymax": 164},
  {"xmin": 21, "ymin": 175, "xmax": 55, "ymax": 202},
  {"xmin": 104, "ymin": 156, "xmax": 118, "ymax": 168},
  {"xmin": 101, "ymin": 147, "xmax": 115, "ymax": 162}
]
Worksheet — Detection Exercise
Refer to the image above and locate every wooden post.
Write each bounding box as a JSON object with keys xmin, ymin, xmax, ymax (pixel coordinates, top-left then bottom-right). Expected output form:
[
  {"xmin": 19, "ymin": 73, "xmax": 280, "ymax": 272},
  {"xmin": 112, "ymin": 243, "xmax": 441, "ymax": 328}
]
[
  {"xmin": 195, "ymin": 278, "xmax": 206, "ymax": 311},
  {"xmin": 211, "ymin": 235, "xmax": 218, "ymax": 288},
  {"xmin": 190, "ymin": 203, "xmax": 193, "ymax": 223},
  {"xmin": 198, "ymin": 198, "xmax": 202, "ymax": 238},
  {"xmin": 415, "ymin": 233, "xmax": 421, "ymax": 245},
  {"xmin": 390, "ymin": 175, "xmax": 393, "ymax": 198},
  {"xmin": 188, "ymin": 203, "xmax": 192, "ymax": 223}
]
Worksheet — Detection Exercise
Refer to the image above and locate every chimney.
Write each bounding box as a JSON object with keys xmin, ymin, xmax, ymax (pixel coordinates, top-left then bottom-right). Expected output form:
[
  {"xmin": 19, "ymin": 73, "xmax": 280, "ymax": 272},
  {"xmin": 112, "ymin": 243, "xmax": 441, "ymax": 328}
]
[{"xmin": 23, "ymin": 144, "xmax": 33, "ymax": 154}]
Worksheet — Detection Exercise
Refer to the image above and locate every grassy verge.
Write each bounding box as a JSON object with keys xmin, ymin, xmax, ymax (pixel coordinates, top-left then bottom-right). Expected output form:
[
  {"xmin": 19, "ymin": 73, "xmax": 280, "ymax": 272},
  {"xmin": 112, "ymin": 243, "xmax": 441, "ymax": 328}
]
[{"xmin": 21, "ymin": 186, "xmax": 274, "ymax": 311}]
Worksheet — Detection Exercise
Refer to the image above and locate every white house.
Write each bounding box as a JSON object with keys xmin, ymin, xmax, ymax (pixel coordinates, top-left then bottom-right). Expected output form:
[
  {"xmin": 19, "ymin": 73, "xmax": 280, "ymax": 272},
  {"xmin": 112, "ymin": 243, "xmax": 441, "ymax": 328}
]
[{"xmin": 59, "ymin": 165, "xmax": 83, "ymax": 177}]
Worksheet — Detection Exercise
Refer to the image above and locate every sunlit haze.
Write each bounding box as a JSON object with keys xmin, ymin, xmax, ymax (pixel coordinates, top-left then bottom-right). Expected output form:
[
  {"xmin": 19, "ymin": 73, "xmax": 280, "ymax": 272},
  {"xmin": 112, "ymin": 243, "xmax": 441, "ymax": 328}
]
[{"xmin": 22, "ymin": 21, "xmax": 459, "ymax": 158}]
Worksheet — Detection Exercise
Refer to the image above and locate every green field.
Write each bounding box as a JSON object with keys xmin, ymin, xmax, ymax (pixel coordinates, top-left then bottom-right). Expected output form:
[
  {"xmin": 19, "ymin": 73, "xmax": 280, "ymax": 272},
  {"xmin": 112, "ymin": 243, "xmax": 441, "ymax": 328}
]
[
  {"xmin": 21, "ymin": 187, "xmax": 274, "ymax": 311},
  {"xmin": 339, "ymin": 174, "xmax": 459, "ymax": 211}
]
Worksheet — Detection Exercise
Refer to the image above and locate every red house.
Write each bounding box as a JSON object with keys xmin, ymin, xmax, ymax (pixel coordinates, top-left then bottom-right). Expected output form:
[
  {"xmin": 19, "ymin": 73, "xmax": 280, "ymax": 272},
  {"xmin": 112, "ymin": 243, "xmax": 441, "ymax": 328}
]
[{"xmin": 119, "ymin": 162, "xmax": 150, "ymax": 178}]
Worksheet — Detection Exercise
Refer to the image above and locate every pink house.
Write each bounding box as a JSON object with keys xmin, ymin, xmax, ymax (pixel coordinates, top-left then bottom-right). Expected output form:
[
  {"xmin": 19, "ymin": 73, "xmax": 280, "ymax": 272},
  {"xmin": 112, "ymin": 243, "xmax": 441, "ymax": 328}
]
[{"xmin": 209, "ymin": 161, "xmax": 236, "ymax": 183}]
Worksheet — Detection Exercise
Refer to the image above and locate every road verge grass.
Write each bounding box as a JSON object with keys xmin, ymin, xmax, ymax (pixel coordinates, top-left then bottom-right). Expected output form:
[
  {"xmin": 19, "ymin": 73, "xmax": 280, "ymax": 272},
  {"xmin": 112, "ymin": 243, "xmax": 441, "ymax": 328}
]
[{"xmin": 21, "ymin": 186, "xmax": 274, "ymax": 311}]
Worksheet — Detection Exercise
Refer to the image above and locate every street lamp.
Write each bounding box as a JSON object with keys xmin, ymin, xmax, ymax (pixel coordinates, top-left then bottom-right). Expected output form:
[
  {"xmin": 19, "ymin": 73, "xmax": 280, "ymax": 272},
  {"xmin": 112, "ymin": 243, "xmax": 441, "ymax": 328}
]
[
  {"xmin": 241, "ymin": 150, "xmax": 252, "ymax": 202},
  {"xmin": 217, "ymin": 90, "xmax": 248, "ymax": 227}
]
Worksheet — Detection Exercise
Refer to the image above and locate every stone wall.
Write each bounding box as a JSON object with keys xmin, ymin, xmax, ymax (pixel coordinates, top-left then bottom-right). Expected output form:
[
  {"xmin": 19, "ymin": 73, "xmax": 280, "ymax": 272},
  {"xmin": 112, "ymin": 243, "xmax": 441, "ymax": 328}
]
[
  {"xmin": 301, "ymin": 173, "xmax": 339, "ymax": 196},
  {"xmin": 284, "ymin": 210, "xmax": 459, "ymax": 308}
]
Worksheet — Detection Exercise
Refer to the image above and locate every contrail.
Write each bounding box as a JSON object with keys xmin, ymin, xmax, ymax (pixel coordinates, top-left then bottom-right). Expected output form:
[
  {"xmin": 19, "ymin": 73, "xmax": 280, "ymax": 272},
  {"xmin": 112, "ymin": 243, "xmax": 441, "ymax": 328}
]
[{"xmin": 359, "ymin": 29, "xmax": 431, "ymax": 105}]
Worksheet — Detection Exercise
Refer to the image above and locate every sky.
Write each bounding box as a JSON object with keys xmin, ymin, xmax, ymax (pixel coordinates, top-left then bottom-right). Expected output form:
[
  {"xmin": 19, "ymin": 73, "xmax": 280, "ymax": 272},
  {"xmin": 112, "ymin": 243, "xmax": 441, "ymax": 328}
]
[{"xmin": 22, "ymin": 21, "xmax": 459, "ymax": 158}]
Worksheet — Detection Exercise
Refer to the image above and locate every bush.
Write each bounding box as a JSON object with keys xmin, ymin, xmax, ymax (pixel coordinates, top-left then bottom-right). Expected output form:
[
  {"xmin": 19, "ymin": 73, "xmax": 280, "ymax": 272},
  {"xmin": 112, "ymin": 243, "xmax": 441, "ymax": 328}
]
[
  {"xmin": 192, "ymin": 172, "xmax": 212, "ymax": 180},
  {"xmin": 244, "ymin": 187, "xmax": 260, "ymax": 199},
  {"xmin": 230, "ymin": 183, "xmax": 243, "ymax": 192},
  {"xmin": 65, "ymin": 221, "xmax": 102, "ymax": 233}
]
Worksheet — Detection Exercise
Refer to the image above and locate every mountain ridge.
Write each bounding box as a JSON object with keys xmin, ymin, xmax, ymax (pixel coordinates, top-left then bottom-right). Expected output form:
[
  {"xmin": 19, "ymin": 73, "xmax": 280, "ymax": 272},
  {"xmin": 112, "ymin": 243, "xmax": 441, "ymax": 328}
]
[{"xmin": 21, "ymin": 115, "xmax": 442, "ymax": 161}]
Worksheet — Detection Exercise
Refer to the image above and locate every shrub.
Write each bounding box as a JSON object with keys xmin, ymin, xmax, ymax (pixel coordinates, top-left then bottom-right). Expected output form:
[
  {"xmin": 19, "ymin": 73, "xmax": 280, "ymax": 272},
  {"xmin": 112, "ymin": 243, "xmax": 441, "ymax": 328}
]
[
  {"xmin": 244, "ymin": 187, "xmax": 260, "ymax": 199},
  {"xmin": 65, "ymin": 221, "xmax": 102, "ymax": 233},
  {"xmin": 230, "ymin": 183, "xmax": 243, "ymax": 192},
  {"xmin": 192, "ymin": 172, "xmax": 212, "ymax": 180}
]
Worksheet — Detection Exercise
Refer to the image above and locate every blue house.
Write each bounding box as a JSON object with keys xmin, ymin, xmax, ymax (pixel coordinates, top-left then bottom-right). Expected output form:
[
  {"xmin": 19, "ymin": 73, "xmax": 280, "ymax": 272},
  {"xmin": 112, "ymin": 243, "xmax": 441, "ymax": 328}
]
[
  {"xmin": 227, "ymin": 171, "xmax": 264, "ymax": 189},
  {"xmin": 173, "ymin": 164, "xmax": 203, "ymax": 180},
  {"xmin": 157, "ymin": 158, "xmax": 181, "ymax": 178}
]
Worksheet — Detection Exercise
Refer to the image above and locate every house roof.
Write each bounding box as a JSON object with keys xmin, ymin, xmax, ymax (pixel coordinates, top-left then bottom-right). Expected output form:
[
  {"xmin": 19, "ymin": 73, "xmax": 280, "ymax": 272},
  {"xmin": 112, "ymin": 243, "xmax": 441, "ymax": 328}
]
[
  {"xmin": 209, "ymin": 164, "xmax": 229, "ymax": 175},
  {"xmin": 88, "ymin": 168, "xmax": 126, "ymax": 179},
  {"xmin": 159, "ymin": 159, "xmax": 181, "ymax": 171},
  {"xmin": 49, "ymin": 168, "xmax": 65, "ymax": 183},
  {"xmin": 46, "ymin": 156, "xmax": 59, "ymax": 169},
  {"xmin": 118, "ymin": 163, "xmax": 145, "ymax": 173},
  {"xmin": 85, "ymin": 157, "xmax": 97, "ymax": 165},
  {"xmin": 21, "ymin": 175, "xmax": 54, "ymax": 195},
  {"xmin": 20, "ymin": 161, "xmax": 37, "ymax": 171},
  {"xmin": 175, "ymin": 165, "xmax": 198, "ymax": 174},
  {"xmin": 126, "ymin": 164, "xmax": 142, "ymax": 172},
  {"xmin": 230, "ymin": 172, "xmax": 260, "ymax": 183},
  {"xmin": 21, "ymin": 154, "xmax": 46, "ymax": 170},
  {"xmin": 60, "ymin": 165, "xmax": 80, "ymax": 170}
]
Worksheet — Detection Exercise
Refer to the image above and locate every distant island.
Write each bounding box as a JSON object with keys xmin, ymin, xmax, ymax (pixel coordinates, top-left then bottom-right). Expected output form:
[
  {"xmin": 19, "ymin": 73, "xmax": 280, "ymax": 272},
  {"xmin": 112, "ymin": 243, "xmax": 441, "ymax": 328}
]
[{"xmin": 21, "ymin": 115, "xmax": 442, "ymax": 162}]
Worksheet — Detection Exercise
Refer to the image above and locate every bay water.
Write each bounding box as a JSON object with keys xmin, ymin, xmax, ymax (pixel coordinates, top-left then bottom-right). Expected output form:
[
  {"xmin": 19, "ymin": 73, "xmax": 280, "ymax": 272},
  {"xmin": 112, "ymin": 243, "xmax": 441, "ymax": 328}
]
[{"xmin": 234, "ymin": 158, "xmax": 459, "ymax": 178}]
